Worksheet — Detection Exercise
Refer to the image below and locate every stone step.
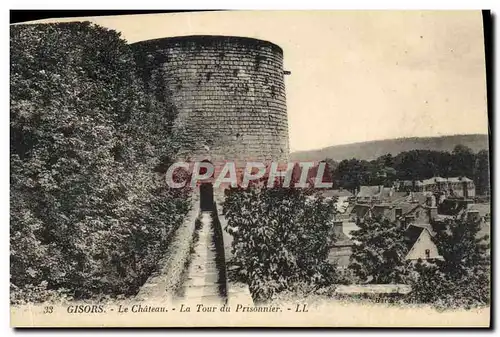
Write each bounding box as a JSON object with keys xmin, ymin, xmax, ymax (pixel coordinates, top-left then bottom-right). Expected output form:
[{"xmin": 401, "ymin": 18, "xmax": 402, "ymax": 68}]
[
  {"xmin": 181, "ymin": 210, "xmax": 228, "ymax": 303},
  {"xmin": 200, "ymin": 295, "xmax": 226, "ymax": 304},
  {"xmin": 185, "ymin": 286, "xmax": 222, "ymax": 298}
]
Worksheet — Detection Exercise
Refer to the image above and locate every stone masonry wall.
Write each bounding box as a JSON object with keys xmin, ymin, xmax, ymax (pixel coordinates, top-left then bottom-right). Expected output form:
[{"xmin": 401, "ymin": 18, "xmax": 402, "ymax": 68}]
[{"xmin": 132, "ymin": 35, "xmax": 289, "ymax": 166}]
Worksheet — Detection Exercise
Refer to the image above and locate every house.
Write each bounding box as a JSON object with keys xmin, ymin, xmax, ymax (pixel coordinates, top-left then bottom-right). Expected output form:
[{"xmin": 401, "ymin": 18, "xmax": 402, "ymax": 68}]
[
  {"xmin": 350, "ymin": 194, "xmax": 438, "ymax": 225},
  {"xmin": 322, "ymin": 188, "xmax": 354, "ymax": 199},
  {"xmin": 321, "ymin": 189, "xmax": 354, "ymax": 214},
  {"xmin": 421, "ymin": 176, "xmax": 476, "ymax": 199},
  {"xmin": 399, "ymin": 203, "xmax": 438, "ymax": 225},
  {"xmin": 396, "ymin": 180, "xmax": 424, "ymax": 192},
  {"xmin": 350, "ymin": 203, "xmax": 372, "ymax": 223},
  {"xmin": 356, "ymin": 185, "xmax": 392, "ymax": 203},
  {"xmin": 396, "ymin": 177, "xmax": 476, "ymax": 199},
  {"xmin": 328, "ymin": 220, "xmax": 354, "ymax": 268},
  {"xmin": 405, "ymin": 224, "xmax": 443, "ymax": 262},
  {"xmin": 456, "ymin": 203, "xmax": 491, "ymax": 242},
  {"xmin": 458, "ymin": 203, "xmax": 491, "ymax": 223},
  {"xmin": 445, "ymin": 177, "xmax": 476, "ymax": 199},
  {"xmin": 356, "ymin": 185, "xmax": 410, "ymax": 204},
  {"xmin": 438, "ymin": 198, "xmax": 472, "ymax": 216}
]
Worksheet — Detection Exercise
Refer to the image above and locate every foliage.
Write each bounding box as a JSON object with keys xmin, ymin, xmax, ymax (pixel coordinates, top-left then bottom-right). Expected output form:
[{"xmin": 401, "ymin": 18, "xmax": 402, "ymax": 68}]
[
  {"xmin": 327, "ymin": 145, "xmax": 490, "ymax": 195},
  {"xmin": 10, "ymin": 22, "xmax": 191, "ymax": 303},
  {"xmin": 405, "ymin": 217, "xmax": 490, "ymax": 309},
  {"xmin": 223, "ymin": 184, "xmax": 337, "ymax": 302},
  {"xmin": 475, "ymin": 150, "xmax": 490, "ymax": 195},
  {"xmin": 346, "ymin": 213, "xmax": 490, "ymax": 309},
  {"xmin": 348, "ymin": 217, "xmax": 408, "ymax": 284}
]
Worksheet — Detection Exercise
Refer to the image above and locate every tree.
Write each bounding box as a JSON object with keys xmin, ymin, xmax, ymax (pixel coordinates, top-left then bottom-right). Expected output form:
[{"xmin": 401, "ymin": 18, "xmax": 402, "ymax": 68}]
[
  {"xmin": 223, "ymin": 184, "xmax": 337, "ymax": 302},
  {"xmin": 451, "ymin": 144, "xmax": 475, "ymax": 178},
  {"xmin": 328, "ymin": 147, "xmax": 488, "ymax": 196},
  {"xmin": 474, "ymin": 150, "xmax": 490, "ymax": 195},
  {"xmin": 406, "ymin": 217, "xmax": 490, "ymax": 308},
  {"xmin": 333, "ymin": 159, "xmax": 371, "ymax": 192},
  {"xmin": 348, "ymin": 217, "xmax": 408, "ymax": 284},
  {"xmin": 10, "ymin": 22, "xmax": 191, "ymax": 303}
]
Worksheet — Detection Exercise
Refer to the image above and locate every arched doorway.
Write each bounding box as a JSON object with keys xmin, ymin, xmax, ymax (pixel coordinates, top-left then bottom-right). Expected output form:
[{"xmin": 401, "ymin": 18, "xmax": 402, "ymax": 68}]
[
  {"xmin": 200, "ymin": 182, "xmax": 214, "ymax": 212},
  {"xmin": 199, "ymin": 159, "xmax": 214, "ymax": 212}
]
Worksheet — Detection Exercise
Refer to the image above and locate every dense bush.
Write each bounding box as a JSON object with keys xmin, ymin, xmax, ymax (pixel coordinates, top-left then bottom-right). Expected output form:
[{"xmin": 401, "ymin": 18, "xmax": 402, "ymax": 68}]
[
  {"xmin": 10, "ymin": 22, "xmax": 191, "ymax": 303},
  {"xmin": 223, "ymin": 184, "xmax": 337, "ymax": 302},
  {"xmin": 348, "ymin": 217, "xmax": 408, "ymax": 284}
]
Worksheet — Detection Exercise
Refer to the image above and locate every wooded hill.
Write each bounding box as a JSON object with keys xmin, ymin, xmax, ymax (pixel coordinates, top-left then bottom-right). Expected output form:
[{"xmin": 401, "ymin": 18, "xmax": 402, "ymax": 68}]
[{"xmin": 290, "ymin": 134, "xmax": 489, "ymax": 162}]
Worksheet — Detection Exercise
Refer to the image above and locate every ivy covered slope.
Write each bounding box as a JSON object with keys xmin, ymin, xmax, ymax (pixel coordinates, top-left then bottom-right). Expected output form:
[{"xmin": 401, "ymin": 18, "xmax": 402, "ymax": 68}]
[{"xmin": 10, "ymin": 22, "xmax": 191, "ymax": 304}]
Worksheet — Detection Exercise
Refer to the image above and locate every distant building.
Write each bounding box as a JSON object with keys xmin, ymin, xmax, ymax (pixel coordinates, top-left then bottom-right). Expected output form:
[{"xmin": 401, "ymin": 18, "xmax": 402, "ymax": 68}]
[
  {"xmin": 456, "ymin": 202, "xmax": 491, "ymax": 224},
  {"xmin": 405, "ymin": 224, "xmax": 444, "ymax": 262},
  {"xmin": 398, "ymin": 177, "xmax": 475, "ymax": 199},
  {"xmin": 396, "ymin": 180, "xmax": 424, "ymax": 192},
  {"xmin": 322, "ymin": 188, "xmax": 354, "ymax": 199},
  {"xmin": 321, "ymin": 189, "xmax": 354, "ymax": 214},
  {"xmin": 350, "ymin": 191, "xmax": 438, "ymax": 225},
  {"xmin": 356, "ymin": 185, "xmax": 404, "ymax": 203},
  {"xmin": 350, "ymin": 203, "xmax": 372, "ymax": 223}
]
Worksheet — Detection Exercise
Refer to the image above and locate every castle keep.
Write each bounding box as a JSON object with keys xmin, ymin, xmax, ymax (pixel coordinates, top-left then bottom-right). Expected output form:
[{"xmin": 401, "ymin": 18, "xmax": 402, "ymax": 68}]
[{"xmin": 132, "ymin": 35, "xmax": 290, "ymax": 166}]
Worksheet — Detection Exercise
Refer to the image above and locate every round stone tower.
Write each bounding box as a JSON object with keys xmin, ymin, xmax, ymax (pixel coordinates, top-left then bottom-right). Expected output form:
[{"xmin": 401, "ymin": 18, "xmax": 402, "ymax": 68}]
[{"xmin": 131, "ymin": 35, "xmax": 289, "ymax": 166}]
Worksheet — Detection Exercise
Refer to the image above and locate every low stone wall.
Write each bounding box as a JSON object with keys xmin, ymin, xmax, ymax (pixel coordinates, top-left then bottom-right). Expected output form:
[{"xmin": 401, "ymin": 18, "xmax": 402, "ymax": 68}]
[{"xmin": 136, "ymin": 194, "xmax": 200, "ymax": 302}]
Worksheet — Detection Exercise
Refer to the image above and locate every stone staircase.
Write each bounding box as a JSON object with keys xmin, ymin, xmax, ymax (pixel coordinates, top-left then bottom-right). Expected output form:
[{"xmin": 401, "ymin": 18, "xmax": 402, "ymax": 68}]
[
  {"xmin": 137, "ymin": 192, "xmax": 253, "ymax": 306},
  {"xmin": 183, "ymin": 211, "xmax": 227, "ymax": 304}
]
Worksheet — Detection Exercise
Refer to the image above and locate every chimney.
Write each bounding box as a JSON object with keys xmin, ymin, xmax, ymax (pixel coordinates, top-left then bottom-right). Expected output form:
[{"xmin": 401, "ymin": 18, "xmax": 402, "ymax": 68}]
[
  {"xmin": 462, "ymin": 181, "xmax": 469, "ymax": 199},
  {"xmin": 428, "ymin": 206, "xmax": 438, "ymax": 221},
  {"xmin": 333, "ymin": 220, "xmax": 344, "ymax": 237}
]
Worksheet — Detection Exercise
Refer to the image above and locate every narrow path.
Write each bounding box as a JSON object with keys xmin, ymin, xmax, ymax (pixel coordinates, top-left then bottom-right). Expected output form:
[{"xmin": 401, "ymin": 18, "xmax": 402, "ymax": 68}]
[{"xmin": 183, "ymin": 211, "xmax": 227, "ymax": 304}]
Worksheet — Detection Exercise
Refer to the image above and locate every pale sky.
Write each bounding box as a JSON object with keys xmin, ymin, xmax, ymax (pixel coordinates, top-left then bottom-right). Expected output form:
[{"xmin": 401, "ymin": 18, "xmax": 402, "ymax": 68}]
[{"xmin": 30, "ymin": 10, "xmax": 489, "ymax": 152}]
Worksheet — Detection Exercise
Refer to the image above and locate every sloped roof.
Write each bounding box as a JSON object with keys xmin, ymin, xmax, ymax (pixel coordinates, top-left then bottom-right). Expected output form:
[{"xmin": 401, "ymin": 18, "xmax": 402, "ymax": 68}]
[
  {"xmin": 333, "ymin": 230, "xmax": 354, "ymax": 247},
  {"xmin": 422, "ymin": 176, "xmax": 473, "ymax": 185},
  {"xmin": 357, "ymin": 186, "xmax": 399, "ymax": 201},
  {"xmin": 322, "ymin": 189, "xmax": 354, "ymax": 198},
  {"xmin": 380, "ymin": 187, "xmax": 394, "ymax": 199},
  {"xmin": 404, "ymin": 192, "xmax": 431, "ymax": 205},
  {"xmin": 333, "ymin": 222, "xmax": 354, "ymax": 247},
  {"xmin": 406, "ymin": 223, "xmax": 436, "ymax": 237},
  {"xmin": 384, "ymin": 191, "xmax": 406, "ymax": 202},
  {"xmin": 404, "ymin": 223, "xmax": 438, "ymax": 255},
  {"xmin": 422, "ymin": 178, "xmax": 436, "ymax": 185},
  {"xmin": 411, "ymin": 223, "xmax": 436, "ymax": 236},
  {"xmin": 350, "ymin": 204, "xmax": 371, "ymax": 216},
  {"xmin": 371, "ymin": 204, "xmax": 393, "ymax": 218},
  {"xmin": 400, "ymin": 202, "xmax": 428, "ymax": 217},
  {"xmin": 467, "ymin": 203, "xmax": 490, "ymax": 216},
  {"xmin": 357, "ymin": 185, "xmax": 382, "ymax": 198},
  {"xmin": 448, "ymin": 177, "xmax": 474, "ymax": 183}
]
